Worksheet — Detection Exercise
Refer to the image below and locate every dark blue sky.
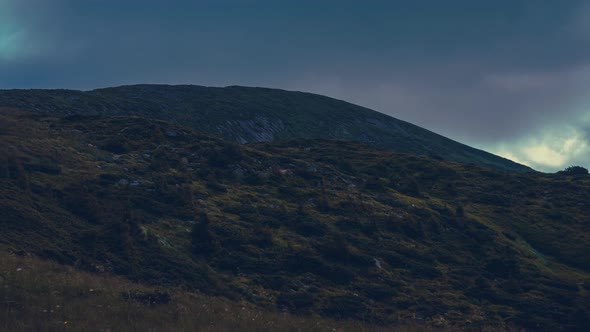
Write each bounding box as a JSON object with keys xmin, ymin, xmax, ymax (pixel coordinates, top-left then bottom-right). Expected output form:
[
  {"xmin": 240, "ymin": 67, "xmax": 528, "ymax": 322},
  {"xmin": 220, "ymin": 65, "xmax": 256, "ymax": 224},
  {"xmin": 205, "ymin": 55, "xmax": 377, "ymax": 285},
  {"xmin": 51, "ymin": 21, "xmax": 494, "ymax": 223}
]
[{"xmin": 1, "ymin": 0, "xmax": 589, "ymax": 171}]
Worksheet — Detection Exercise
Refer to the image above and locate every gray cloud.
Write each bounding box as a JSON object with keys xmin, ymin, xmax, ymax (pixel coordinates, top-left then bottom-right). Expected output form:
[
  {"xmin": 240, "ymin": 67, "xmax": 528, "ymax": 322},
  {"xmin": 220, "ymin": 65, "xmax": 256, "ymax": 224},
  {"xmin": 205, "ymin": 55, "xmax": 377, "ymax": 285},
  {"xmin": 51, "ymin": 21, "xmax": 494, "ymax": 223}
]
[
  {"xmin": 284, "ymin": 62, "xmax": 590, "ymax": 171},
  {"xmin": 1, "ymin": 0, "xmax": 590, "ymax": 171}
]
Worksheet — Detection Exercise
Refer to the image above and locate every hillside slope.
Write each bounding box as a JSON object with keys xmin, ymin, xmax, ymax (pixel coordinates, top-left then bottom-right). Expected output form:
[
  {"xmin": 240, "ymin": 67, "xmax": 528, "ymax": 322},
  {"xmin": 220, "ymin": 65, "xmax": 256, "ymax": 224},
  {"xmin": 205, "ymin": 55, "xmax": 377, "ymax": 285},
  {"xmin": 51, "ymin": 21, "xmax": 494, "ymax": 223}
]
[
  {"xmin": 1, "ymin": 252, "xmax": 403, "ymax": 332},
  {"xmin": 0, "ymin": 85, "xmax": 531, "ymax": 172},
  {"xmin": 1, "ymin": 109, "xmax": 588, "ymax": 330}
]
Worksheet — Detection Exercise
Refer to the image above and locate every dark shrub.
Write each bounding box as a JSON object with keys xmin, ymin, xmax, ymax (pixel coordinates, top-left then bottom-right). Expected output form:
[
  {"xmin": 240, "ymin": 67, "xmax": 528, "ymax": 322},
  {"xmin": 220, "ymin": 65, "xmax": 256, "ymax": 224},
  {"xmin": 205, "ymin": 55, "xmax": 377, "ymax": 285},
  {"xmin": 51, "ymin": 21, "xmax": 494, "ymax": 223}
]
[
  {"xmin": 293, "ymin": 219, "xmax": 327, "ymax": 237},
  {"xmin": 391, "ymin": 177, "xmax": 422, "ymax": 197},
  {"xmin": 318, "ymin": 234, "xmax": 351, "ymax": 261},
  {"xmin": 251, "ymin": 226, "xmax": 274, "ymax": 247},
  {"xmin": 365, "ymin": 176, "xmax": 385, "ymax": 191},
  {"xmin": 455, "ymin": 205, "xmax": 464, "ymax": 217},
  {"xmin": 484, "ymin": 257, "xmax": 520, "ymax": 279},
  {"xmin": 207, "ymin": 144, "xmax": 243, "ymax": 168},
  {"xmin": 557, "ymin": 166, "xmax": 588, "ymax": 176},
  {"xmin": 63, "ymin": 186, "xmax": 102, "ymax": 223},
  {"xmin": 323, "ymin": 295, "xmax": 368, "ymax": 319},
  {"xmin": 285, "ymin": 251, "xmax": 325, "ymax": 273},
  {"xmin": 100, "ymin": 138, "xmax": 129, "ymax": 154},
  {"xmin": 362, "ymin": 284, "xmax": 398, "ymax": 301},
  {"xmin": 277, "ymin": 292, "xmax": 316, "ymax": 313},
  {"xmin": 321, "ymin": 265, "xmax": 356, "ymax": 284},
  {"xmin": 191, "ymin": 214, "xmax": 217, "ymax": 256},
  {"xmin": 472, "ymin": 193, "xmax": 510, "ymax": 206},
  {"xmin": 335, "ymin": 218, "xmax": 363, "ymax": 231},
  {"xmin": 410, "ymin": 262, "xmax": 442, "ymax": 279},
  {"xmin": 121, "ymin": 290, "xmax": 171, "ymax": 306},
  {"xmin": 206, "ymin": 180, "xmax": 227, "ymax": 193}
]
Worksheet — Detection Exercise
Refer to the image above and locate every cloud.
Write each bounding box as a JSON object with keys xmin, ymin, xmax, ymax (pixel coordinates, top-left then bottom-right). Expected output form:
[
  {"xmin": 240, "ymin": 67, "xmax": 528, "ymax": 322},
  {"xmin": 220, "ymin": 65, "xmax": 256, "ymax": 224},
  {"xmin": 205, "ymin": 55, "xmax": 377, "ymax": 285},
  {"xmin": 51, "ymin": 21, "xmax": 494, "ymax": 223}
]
[
  {"xmin": 0, "ymin": 2, "xmax": 25, "ymax": 60},
  {"xmin": 0, "ymin": 0, "xmax": 83, "ymax": 63},
  {"xmin": 285, "ymin": 58, "xmax": 590, "ymax": 136},
  {"xmin": 566, "ymin": 1, "xmax": 590, "ymax": 41},
  {"xmin": 491, "ymin": 123, "xmax": 590, "ymax": 172},
  {"xmin": 282, "ymin": 54, "xmax": 590, "ymax": 172},
  {"xmin": 0, "ymin": 0, "xmax": 590, "ymax": 172},
  {"xmin": 0, "ymin": 29, "xmax": 21, "ymax": 60},
  {"xmin": 524, "ymin": 145, "xmax": 567, "ymax": 168}
]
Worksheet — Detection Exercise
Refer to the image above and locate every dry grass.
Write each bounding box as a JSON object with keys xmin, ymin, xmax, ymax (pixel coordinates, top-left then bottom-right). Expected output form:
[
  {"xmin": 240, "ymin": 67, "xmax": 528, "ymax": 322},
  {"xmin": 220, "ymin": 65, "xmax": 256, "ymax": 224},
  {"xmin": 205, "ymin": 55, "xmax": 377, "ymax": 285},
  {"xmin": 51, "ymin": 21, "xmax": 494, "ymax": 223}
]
[{"xmin": 0, "ymin": 251, "xmax": 447, "ymax": 332}]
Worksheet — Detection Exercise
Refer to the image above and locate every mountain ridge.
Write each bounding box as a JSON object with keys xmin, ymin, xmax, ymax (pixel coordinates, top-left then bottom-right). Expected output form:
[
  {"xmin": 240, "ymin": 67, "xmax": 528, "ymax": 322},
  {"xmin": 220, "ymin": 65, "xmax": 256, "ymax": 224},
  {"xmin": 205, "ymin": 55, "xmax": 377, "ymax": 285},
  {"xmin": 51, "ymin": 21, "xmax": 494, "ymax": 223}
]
[{"xmin": 0, "ymin": 84, "xmax": 532, "ymax": 173}]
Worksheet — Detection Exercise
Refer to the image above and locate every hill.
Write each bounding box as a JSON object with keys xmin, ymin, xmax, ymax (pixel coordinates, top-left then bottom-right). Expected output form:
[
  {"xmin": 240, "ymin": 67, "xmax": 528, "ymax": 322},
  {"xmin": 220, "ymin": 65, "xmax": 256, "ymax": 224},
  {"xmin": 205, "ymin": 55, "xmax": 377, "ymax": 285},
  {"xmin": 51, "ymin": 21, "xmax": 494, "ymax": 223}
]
[
  {"xmin": 0, "ymin": 84, "xmax": 531, "ymax": 173},
  {"xmin": 1, "ymin": 109, "xmax": 588, "ymax": 330},
  {"xmin": 1, "ymin": 251, "xmax": 411, "ymax": 332}
]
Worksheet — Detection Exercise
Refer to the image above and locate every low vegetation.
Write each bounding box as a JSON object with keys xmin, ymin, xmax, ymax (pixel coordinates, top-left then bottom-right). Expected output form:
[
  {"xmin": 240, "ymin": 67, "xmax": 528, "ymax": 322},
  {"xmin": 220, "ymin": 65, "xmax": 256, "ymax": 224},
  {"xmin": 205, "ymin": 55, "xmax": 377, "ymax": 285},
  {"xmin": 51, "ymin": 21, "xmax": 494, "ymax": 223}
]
[
  {"xmin": 1, "ymin": 109, "xmax": 589, "ymax": 330},
  {"xmin": 557, "ymin": 165, "xmax": 589, "ymax": 176},
  {"xmin": 0, "ymin": 85, "xmax": 531, "ymax": 172},
  {"xmin": 2, "ymin": 250, "xmax": 440, "ymax": 331}
]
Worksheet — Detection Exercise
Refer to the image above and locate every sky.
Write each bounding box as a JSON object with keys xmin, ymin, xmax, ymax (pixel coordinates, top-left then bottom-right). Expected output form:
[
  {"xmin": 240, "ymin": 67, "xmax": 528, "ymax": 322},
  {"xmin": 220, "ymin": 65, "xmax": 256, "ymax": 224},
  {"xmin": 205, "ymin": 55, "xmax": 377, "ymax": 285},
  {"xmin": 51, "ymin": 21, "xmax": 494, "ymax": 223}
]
[{"xmin": 1, "ymin": 0, "xmax": 589, "ymax": 172}]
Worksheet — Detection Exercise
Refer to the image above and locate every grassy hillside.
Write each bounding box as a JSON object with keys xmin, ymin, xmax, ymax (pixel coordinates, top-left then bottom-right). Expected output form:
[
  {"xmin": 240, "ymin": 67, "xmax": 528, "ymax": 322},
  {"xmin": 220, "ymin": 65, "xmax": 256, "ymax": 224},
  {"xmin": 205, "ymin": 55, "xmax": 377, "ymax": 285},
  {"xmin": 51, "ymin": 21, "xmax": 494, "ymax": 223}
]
[
  {"xmin": 1, "ymin": 109, "xmax": 588, "ymax": 330},
  {"xmin": 4, "ymin": 252, "xmax": 435, "ymax": 332},
  {"xmin": 0, "ymin": 85, "xmax": 531, "ymax": 172}
]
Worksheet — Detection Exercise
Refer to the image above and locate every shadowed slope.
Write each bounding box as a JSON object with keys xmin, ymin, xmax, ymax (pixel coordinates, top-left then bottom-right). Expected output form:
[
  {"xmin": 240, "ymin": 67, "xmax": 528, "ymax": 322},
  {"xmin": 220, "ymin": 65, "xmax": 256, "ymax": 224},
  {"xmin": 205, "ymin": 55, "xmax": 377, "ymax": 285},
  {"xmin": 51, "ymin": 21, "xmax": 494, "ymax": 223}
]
[
  {"xmin": 0, "ymin": 84, "xmax": 531, "ymax": 172},
  {"xmin": 1, "ymin": 110, "xmax": 587, "ymax": 330}
]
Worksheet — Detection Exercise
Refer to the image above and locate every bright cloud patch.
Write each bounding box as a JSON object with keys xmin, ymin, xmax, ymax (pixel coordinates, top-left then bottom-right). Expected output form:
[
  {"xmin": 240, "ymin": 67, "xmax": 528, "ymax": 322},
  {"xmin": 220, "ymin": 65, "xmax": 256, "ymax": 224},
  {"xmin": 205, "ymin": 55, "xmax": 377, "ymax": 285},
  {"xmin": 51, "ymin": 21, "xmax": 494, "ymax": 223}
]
[
  {"xmin": 522, "ymin": 145, "xmax": 568, "ymax": 168},
  {"xmin": 0, "ymin": 29, "xmax": 22, "ymax": 60},
  {"xmin": 0, "ymin": 3, "xmax": 23, "ymax": 61},
  {"xmin": 491, "ymin": 124, "xmax": 590, "ymax": 172}
]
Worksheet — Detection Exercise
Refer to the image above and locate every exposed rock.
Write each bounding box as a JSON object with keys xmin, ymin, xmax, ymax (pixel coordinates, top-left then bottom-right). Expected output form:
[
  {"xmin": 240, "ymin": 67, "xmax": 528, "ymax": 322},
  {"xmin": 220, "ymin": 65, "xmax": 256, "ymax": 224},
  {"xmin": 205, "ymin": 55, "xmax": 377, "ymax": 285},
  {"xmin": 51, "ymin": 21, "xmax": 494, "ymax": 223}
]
[{"xmin": 217, "ymin": 116, "xmax": 285, "ymax": 143}]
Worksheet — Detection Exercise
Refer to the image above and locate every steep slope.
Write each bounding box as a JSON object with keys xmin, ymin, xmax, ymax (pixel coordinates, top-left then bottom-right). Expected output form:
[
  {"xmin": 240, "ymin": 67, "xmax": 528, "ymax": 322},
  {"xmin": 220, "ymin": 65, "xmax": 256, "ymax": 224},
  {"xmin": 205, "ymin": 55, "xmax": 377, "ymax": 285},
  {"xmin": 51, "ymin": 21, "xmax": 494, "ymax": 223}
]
[
  {"xmin": 0, "ymin": 84, "xmax": 531, "ymax": 172},
  {"xmin": 1, "ymin": 109, "xmax": 588, "ymax": 330}
]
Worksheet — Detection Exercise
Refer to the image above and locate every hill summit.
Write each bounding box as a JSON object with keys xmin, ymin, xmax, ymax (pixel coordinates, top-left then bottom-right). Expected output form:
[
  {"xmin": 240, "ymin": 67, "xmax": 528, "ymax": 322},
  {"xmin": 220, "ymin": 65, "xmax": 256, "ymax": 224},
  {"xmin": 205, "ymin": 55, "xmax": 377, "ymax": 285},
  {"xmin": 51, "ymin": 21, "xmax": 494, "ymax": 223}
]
[{"xmin": 0, "ymin": 84, "xmax": 531, "ymax": 172}]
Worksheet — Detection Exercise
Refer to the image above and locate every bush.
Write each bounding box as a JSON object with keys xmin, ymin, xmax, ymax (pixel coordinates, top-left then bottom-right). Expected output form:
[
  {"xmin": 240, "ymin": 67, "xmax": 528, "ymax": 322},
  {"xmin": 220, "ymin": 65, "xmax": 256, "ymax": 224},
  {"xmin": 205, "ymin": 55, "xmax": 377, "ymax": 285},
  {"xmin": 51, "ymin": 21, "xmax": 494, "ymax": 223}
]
[
  {"xmin": 277, "ymin": 292, "xmax": 316, "ymax": 313},
  {"xmin": 63, "ymin": 186, "xmax": 102, "ymax": 223},
  {"xmin": 364, "ymin": 176, "xmax": 385, "ymax": 191},
  {"xmin": 322, "ymin": 295, "xmax": 368, "ymax": 319},
  {"xmin": 293, "ymin": 219, "xmax": 327, "ymax": 237},
  {"xmin": 100, "ymin": 138, "xmax": 130, "ymax": 154},
  {"xmin": 121, "ymin": 290, "xmax": 171, "ymax": 306},
  {"xmin": 455, "ymin": 205, "xmax": 464, "ymax": 217},
  {"xmin": 207, "ymin": 144, "xmax": 243, "ymax": 168},
  {"xmin": 557, "ymin": 166, "xmax": 588, "ymax": 176},
  {"xmin": 191, "ymin": 214, "xmax": 217, "ymax": 256},
  {"xmin": 362, "ymin": 284, "xmax": 398, "ymax": 301},
  {"xmin": 390, "ymin": 177, "xmax": 422, "ymax": 197}
]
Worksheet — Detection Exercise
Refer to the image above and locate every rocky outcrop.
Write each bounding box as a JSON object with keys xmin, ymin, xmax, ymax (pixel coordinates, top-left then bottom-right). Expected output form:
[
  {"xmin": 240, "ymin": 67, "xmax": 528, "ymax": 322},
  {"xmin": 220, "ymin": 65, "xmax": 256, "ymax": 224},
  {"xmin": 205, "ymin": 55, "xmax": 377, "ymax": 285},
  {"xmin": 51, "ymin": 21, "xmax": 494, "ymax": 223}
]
[{"xmin": 217, "ymin": 116, "xmax": 286, "ymax": 143}]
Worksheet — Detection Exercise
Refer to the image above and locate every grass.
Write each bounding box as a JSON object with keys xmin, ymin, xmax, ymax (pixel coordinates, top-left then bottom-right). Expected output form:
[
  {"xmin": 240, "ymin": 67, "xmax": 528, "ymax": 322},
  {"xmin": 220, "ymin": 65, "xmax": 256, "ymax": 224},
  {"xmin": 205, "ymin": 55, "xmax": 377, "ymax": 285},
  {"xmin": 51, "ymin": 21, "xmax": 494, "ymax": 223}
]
[
  {"xmin": 0, "ymin": 109, "xmax": 589, "ymax": 330},
  {"xmin": 0, "ymin": 251, "xmax": 447, "ymax": 332}
]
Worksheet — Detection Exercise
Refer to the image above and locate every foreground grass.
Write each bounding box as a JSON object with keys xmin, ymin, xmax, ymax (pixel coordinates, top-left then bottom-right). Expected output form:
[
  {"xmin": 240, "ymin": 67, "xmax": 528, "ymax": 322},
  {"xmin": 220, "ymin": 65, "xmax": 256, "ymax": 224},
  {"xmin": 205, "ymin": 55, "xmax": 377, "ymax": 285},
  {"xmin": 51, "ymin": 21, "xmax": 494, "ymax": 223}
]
[{"xmin": 0, "ymin": 251, "xmax": 447, "ymax": 332}]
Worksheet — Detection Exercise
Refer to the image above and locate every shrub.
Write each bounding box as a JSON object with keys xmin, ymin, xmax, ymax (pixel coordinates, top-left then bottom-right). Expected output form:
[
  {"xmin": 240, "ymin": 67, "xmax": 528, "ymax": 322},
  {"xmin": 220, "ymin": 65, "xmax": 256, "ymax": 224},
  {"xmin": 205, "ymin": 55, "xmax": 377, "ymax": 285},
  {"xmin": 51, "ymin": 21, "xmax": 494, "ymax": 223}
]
[
  {"xmin": 322, "ymin": 294, "xmax": 368, "ymax": 319},
  {"xmin": 191, "ymin": 213, "xmax": 217, "ymax": 256},
  {"xmin": 207, "ymin": 144, "xmax": 243, "ymax": 168},
  {"xmin": 293, "ymin": 219, "xmax": 327, "ymax": 237},
  {"xmin": 362, "ymin": 283, "xmax": 398, "ymax": 301},
  {"xmin": 319, "ymin": 234, "xmax": 351, "ymax": 261},
  {"xmin": 121, "ymin": 290, "xmax": 171, "ymax": 306},
  {"xmin": 277, "ymin": 292, "xmax": 316, "ymax": 313},
  {"xmin": 100, "ymin": 137, "xmax": 130, "ymax": 154},
  {"xmin": 455, "ymin": 205, "xmax": 464, "ymax": 217},
  {"xmin": 390, "ymin": 177, "xmax": 422, "ymax": 197},
  {"xmin": 557, "ymin": 166, "xmax": 588, "ymax": 176},
  {"xmin": 63, "ymin": 186, "xmax": 102, "ymax": 223},
  {"xmin": 364, "ymin": 176, "xmax": 385, "ymax": 191}
]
